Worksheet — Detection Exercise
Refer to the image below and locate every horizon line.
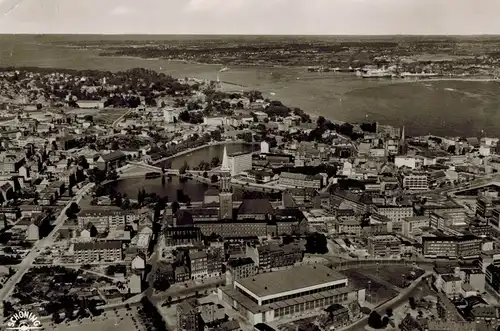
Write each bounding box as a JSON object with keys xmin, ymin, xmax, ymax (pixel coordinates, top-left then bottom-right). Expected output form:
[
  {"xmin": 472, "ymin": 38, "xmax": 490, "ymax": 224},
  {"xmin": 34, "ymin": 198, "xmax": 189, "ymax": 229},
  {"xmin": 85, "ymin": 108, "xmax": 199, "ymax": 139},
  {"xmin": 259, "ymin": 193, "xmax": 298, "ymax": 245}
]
[{"xmin": 2, "ymin": 33, "xmax": 500, "ymax": 37}]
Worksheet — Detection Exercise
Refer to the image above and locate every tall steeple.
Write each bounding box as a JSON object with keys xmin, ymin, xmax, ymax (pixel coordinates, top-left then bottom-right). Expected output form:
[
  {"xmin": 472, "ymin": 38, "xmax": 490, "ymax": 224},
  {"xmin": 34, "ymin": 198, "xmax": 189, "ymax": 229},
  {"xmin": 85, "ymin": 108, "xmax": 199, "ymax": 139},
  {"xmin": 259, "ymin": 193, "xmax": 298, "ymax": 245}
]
[{"xmin": 221, "ymin": 146, "xmax": 230, "ymax": 173}]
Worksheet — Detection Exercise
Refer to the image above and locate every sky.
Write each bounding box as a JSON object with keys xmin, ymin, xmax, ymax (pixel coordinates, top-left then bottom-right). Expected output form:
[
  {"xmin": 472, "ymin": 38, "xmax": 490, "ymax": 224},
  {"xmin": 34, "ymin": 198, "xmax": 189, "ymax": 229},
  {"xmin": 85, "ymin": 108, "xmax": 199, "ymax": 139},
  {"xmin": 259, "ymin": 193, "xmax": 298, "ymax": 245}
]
[{"xmin": 0, "ymin": 0, "xmax": 499, "ymax": 35}]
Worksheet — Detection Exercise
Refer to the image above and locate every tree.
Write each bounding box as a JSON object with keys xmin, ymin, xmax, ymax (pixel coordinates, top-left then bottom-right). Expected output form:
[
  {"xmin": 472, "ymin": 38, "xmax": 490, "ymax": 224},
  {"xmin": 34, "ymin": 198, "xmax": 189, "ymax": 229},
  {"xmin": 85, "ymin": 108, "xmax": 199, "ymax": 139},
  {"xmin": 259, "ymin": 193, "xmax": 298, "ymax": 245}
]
[
  {"xmin": 409, "ymin": 297, "xmax": 416, "ymax": 310},
  {"xmin": 65, "ymin": 202, "xmax": 80, "ymax": 219},
  {"xmin": 367, "ymin": 311, "xmax": 384, "ymax": 329},
  {"xmin": 210, "ymin": 174, "xmax": 218, "ymax": 183},
  {"xmin": 179, "ymin": 161, "xmax": 189, "ymax": 175},
  {"xmin": 316, "ymin": 116, "xmax": 327, "ymax": 128},
  {"xmin": 305, "ymin": 232, "xmax": 328, "ymax": 254},
  {"xmin": 153, "ymin": 278, "xmax": 170, "ymax": 292},
  {"xmin": 203, "ymin": 171, "xmax": 208, "ymax": 178}
]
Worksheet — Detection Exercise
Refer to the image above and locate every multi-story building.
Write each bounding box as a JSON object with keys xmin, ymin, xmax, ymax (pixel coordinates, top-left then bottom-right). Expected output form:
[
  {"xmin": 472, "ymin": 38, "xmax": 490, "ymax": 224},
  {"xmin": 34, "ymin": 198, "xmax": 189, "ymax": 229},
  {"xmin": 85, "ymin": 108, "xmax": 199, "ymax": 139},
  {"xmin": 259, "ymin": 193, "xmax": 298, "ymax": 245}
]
[
  {"xmin": 490, "ymin": 208, "xmax": 500, "ymax": 230},
  {"xmin": 246, "ymin": 243, "xmax": 303, "ymax": 270},
  {"xmin": 219, "ymin": 265, "xmax": 364, "ymax": 325},
  {"xmin": 0, "ymin": 153, "xmax": 25, "ymax": 174},
  {"xmin": 375, "ymin": 205, "xmax": 414, "ymax": 223},
  {"xmin": 367, "ymin": 235, "xmax": 401, "ymax": 258},
  {"xmin": 177, "ymin": 299, "xmax": 200, "ymax": 331},
  {"xmin": 73, "ymin": 241, "xmax": 122, "ymax": 262},
  {"xmin": 486, "ymin": 264, "xmax": 500, "ymax": 296},
  {"xmin": 330, "ymin": 191, "xmax": 370, "ymax": 215},
  {"xmin": 77, "ymin": 208, "xmax": 136, "ymax": 233},
  {"xmin": 402, "ymin": 173, "xmax": 429, "ymax": 191},
  {"xmin": 278, "ymin": 172, "xmax": 322, "ymax": 190},
  {"xmin": 478, "ymin": 196, "xmax": 500, "ymax": 222},
  {"xmin": 422, "ymin": 235, "xmax": 481, "ymax": 259},
  {"xmin": 189, "ymin": 251, "xmax": 208, "ymax": 280},
  {"xmin": 402, "ymin": 216, "xmax": 430, "ymax": 238},
  {"xmin": 226, "ymin": 257, "xmax": 257, "ymax": 286},
  {"xmin": 228, "ymin": 152, "xmax": 252, "ymax": 176}
]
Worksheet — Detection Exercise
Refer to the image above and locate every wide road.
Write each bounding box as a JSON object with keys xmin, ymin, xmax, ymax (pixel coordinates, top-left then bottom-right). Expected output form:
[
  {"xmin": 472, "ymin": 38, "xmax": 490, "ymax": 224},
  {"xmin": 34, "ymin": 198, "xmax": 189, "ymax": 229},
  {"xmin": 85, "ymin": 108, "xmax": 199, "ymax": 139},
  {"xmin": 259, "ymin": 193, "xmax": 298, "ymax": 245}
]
[{"xmin": 0, "ymin": 183, "xmax": 95, "ymax": 303}]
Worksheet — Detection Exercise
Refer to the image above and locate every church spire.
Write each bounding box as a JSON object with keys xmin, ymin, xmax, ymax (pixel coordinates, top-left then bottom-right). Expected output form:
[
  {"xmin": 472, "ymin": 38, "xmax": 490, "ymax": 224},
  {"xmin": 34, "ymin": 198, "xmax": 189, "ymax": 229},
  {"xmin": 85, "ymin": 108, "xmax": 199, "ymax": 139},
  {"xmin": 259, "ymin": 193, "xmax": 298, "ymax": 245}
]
[{"xmin": 221, "ymin": 146, "xmax": 230, "ymax": 172}]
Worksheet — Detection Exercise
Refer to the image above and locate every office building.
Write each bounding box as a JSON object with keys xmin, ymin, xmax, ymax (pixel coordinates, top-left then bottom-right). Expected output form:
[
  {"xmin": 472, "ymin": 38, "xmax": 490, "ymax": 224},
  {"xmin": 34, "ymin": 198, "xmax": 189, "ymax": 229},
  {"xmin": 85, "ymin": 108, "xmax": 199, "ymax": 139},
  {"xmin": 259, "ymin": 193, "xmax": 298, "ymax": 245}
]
[
  {"xmin": 422, "ymin": 235, "xmax": 481, "ymax": 259},
  {"xmin": 228, "ymin": 151, "xmax": 253, "ymax": 176},
  {"xmin": 402, "ymin": 173, "xmax": 428, "ymax": 191},
  {"xmin": 367, "ymin": 235, "xmax": 401, "ymax": 258},
  {"xmin": 402, "ymin": 216, "xmax": 430, "ymax": 238}
]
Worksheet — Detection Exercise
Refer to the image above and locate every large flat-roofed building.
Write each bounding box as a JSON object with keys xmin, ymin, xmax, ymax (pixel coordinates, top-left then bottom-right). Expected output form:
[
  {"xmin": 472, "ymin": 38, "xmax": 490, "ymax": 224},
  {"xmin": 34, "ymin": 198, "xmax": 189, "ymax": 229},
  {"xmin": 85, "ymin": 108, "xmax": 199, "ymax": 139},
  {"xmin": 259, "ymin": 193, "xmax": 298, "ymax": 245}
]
[{"xmin": 219, "ymin": 265, "xmax": 364, "ymax": 325}]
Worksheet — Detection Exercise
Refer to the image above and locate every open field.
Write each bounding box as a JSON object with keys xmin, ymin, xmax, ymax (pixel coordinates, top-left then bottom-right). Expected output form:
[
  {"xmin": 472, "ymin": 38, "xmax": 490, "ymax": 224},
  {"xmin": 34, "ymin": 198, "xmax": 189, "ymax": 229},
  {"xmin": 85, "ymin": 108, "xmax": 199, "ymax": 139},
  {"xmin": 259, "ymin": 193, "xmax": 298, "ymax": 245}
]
[
  {"xmin": 350, "ymin": 266, "xmax": 426, "ymax": 289},
  {"xmin": 94, "ymin": 108, "xmax": 129, "ymax": 124},
  {"xmin": 47, "ymin": 307, "xmax": 145, "ymax": 331},
  {"xmin": 341, "ymin": 270, "xmax": 398, "ymax": 305}
]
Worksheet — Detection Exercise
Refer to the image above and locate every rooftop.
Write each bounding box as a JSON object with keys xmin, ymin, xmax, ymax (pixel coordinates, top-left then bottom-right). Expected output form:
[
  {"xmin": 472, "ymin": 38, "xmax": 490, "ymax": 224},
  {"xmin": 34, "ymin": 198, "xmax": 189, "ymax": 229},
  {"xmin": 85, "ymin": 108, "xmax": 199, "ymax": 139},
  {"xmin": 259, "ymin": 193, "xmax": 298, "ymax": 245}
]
[{"xmin": 236, "ymin": 265, "xmax": 346, "ymax": 298}]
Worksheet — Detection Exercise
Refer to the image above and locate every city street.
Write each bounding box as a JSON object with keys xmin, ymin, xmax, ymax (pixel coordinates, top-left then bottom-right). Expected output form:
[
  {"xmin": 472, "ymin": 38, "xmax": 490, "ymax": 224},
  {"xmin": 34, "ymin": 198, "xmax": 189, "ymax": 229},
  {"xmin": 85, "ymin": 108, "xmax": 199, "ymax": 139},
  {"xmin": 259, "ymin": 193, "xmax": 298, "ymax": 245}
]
[{"xmin": 0, "ymin": 183, "xmax": 95, "ymax": 303}]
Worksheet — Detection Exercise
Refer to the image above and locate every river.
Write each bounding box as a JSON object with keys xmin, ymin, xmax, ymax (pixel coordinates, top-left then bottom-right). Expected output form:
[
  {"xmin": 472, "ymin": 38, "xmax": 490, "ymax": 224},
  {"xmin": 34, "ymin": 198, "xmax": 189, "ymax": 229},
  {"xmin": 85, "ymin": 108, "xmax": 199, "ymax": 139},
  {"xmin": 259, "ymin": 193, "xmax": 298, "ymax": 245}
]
[
  {"xmin": 162, "ymin": 143, "xmax": 256, "ymax": 169},
  {"xmin": 2, "ymin": 35, "xmax": 500, "ymax": 137},
  {"xmin": 111, "ymin": 143, "xmax": 256, "ymax": 200}
]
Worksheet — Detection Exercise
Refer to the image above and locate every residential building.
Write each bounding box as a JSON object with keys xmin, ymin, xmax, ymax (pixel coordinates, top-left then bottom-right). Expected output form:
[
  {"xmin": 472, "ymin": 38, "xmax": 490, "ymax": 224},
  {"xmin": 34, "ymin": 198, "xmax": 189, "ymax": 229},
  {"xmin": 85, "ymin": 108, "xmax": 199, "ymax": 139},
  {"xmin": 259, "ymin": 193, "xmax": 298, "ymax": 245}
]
[
  {"xmin": 246, "ymin": 243, "xmax": 303, "ymax": 270},
  {"xmin": 177, "ymin": 299, "xmax": 200, "ymax": 331},
  {"xmin": 189, "ymin": 251, "xmax": 208, "ymax": 280},
  {"xmin": 226, "ymin": 257, "xmax": 257, "ymax": 286},
  {"xmin": 77, "ymin": 208, "xmax": 136, "ymax": 233},
  {"xmin": 73, "ymin": 241, "xmax": 122, "ymax": 262}
]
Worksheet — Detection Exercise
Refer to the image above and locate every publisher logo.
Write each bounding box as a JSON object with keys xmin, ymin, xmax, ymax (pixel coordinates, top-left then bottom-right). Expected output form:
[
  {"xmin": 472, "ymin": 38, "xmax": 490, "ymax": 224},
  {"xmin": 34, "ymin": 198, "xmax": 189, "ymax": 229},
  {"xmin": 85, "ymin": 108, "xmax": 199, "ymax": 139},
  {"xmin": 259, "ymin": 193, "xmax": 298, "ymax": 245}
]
[{"xmin": 6, "ymin": 311, "xmax": 42, "ymax": 331}]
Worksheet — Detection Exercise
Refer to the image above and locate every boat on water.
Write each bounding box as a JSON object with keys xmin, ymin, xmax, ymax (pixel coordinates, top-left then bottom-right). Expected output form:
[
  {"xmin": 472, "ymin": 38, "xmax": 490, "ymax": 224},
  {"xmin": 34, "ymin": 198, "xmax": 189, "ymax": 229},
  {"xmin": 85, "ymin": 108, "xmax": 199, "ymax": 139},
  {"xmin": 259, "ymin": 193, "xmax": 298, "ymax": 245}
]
[
  {"xmin": 362, "ymin": 68, "xmax": 394, "ymax": 78},
  {"xmin": 220, "ymin": 67, "xmax": 229, "ymax": 72},
  {"xmin": 270, "ymin": 92, "xmax": 276, "ymax": 96}
]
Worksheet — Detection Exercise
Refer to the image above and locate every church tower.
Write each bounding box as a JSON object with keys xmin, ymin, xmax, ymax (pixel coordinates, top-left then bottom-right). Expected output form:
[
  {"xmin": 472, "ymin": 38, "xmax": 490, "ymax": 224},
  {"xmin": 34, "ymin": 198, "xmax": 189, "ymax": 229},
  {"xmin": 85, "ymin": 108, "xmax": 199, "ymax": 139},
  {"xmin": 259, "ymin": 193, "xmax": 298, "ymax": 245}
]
[{"xmin": 219, "ymin": 146, "xmax": 233, "ymax": 220}]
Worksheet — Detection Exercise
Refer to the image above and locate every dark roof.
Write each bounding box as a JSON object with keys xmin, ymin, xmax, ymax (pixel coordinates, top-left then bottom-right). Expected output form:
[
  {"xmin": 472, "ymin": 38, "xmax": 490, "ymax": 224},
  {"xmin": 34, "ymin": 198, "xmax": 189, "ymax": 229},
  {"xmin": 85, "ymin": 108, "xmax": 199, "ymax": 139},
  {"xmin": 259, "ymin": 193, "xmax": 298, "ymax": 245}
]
[
  {"xmin": 175, "ymin": 210, "xmax": 194, "ymax": 226},
  {"xmin": 227, "ymin": 257, "xmax": 255, "ymax": 268},
  {"xmin": 100, "ymin": 151, "xmax": 126, "ymax": 162},
  {"xmin": 237, "ymin": 199, "xmax": 274, "ymax": 215}
]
